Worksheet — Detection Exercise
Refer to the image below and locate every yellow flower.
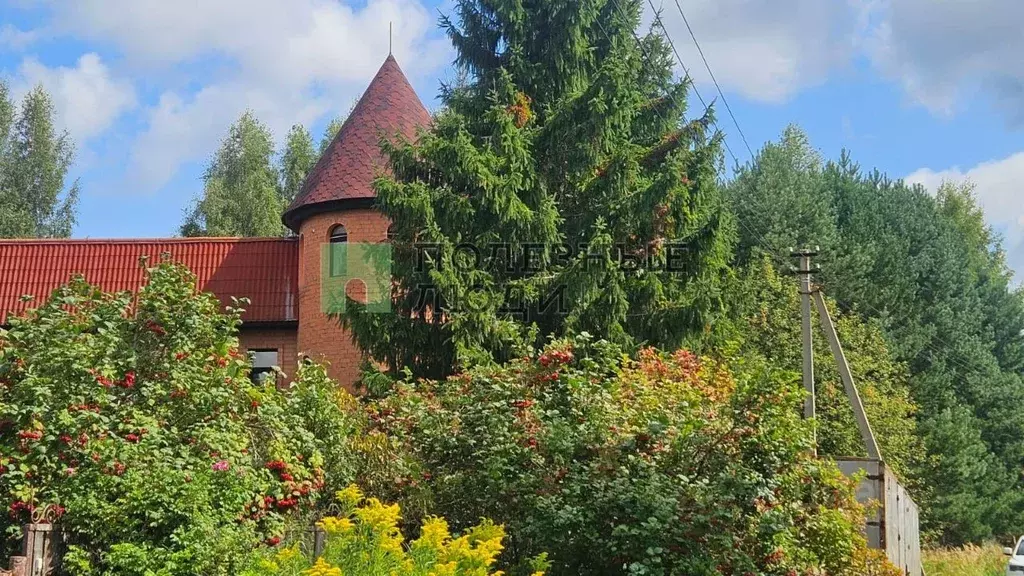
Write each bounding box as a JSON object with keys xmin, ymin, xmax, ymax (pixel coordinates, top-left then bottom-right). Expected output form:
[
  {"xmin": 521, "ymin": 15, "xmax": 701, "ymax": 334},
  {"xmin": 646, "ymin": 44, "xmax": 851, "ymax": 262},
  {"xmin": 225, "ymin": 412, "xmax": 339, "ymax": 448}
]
[
  {"xmin": 335, "ymin": 484, "xmax": 364, "ymax": 508},
  {"xmin": 415, "ymin": 517, "xmax": 451, "ymax": 550},
  {"xmin": 275, "ymin": 545, "xmax": 300, "ymax": 562},
  {"xmin": 302, "ymin": 557, "xmax": 342, "ymax": 576},
  {"xmin": 428, "ymin": 561, "xmax": 457, "ymax": 576},
  {"xmin": 355, "ymin": 498, "xmax": 402, "ymax": 536},
  {"xmin": 317, "ymin": 516, "xmax": 354, "ymax": 535}
]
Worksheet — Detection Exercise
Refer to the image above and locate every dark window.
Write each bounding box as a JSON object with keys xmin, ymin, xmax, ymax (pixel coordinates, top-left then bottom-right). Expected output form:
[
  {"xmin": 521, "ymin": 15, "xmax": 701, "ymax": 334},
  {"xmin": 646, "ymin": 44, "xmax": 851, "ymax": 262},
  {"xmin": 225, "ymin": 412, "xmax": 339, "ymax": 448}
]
[
  {"xmin": 249, "ymin": 349, "xmax": 279, "ymax": 384},
  {"xmin": 329, "ymin": 225, "xmax": 347, "ymax": 277},
  {"xmin": 386, "ymin": 224, "xmax": 396, "ymax": 242}
]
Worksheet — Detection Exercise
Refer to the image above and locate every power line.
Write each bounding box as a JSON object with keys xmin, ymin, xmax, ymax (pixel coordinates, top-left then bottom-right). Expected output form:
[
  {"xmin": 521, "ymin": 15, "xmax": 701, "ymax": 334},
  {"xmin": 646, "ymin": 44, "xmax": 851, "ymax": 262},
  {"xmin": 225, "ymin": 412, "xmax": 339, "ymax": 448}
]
[
  {"xmin": 598, "ymin": 0, "xmax": 788, "ymax": 270},
  {"xmin": 667, "ymin": 0, "xmax": 755, "ymax": 160},
  {"xmin": 606, "ymin": 0, "xmax": 740, "ymax": 166},
  {"xmin": 602, "ymin": 0, "xmax": 997, "ymax": 418}
]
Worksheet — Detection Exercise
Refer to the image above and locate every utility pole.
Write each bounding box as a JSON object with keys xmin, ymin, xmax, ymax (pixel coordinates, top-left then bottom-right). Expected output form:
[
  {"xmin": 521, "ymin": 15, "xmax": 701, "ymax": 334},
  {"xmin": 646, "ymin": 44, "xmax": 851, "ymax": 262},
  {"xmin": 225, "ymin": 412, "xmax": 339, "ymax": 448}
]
[
  {"xmin": 790, "ymin": 247, "xmax": 882, "ymax": 461},
  {"xmin": 791, "ymin": 247, "xmax": 819, "ymax": 454}
]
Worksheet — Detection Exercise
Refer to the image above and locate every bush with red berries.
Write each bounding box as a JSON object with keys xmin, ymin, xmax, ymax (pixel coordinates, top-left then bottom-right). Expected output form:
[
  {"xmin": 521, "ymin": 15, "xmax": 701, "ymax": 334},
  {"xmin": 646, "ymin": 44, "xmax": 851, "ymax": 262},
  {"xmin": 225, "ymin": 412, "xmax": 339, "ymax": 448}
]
[
  {"xmin": 367, "ymin": 334, "xmax": 897, "ymax": 576},
  {"xmin": 0, "ymin": 258, "xmax": 362, "ymax": 576}
]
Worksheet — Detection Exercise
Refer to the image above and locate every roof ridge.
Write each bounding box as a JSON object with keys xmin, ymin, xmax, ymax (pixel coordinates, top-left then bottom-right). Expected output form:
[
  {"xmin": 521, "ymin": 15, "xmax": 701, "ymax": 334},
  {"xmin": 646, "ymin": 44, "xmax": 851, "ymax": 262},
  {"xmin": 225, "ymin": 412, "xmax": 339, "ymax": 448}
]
[{"xmin": 0, "ymin": 237, "xmax": 298, "ymax": 245}]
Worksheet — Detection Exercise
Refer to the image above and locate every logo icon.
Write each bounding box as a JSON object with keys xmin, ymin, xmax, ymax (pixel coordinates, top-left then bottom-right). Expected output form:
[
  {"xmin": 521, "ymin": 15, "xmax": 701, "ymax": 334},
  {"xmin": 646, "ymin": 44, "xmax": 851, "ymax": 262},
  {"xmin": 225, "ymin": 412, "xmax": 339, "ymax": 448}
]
[{"xmin": 320, "ymin": 242, "xmax": 393, "ymax": 314}]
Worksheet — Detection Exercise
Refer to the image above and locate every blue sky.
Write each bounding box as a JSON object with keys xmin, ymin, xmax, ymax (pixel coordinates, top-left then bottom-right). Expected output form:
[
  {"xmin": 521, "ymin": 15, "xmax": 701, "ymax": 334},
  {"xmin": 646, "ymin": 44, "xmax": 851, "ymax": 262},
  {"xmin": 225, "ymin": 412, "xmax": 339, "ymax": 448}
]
[{"xmin": 1, "ymin": 0, "xmax": 1022, "ymax": 276}]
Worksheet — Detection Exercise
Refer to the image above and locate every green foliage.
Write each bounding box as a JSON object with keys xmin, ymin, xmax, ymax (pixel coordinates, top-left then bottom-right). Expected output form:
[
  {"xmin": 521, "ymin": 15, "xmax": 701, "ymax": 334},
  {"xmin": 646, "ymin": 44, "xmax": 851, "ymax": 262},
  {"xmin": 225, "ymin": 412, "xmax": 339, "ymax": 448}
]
[
  {"xmin": 713, "ymin": 258, "xmax": 923, "ymax": 482},
  {"xmin": 0, "ymin": 83, "xmax": 79, "ymax": 238},
  {"xmin": 0, "ymin": 259, "xmax": 363, "ymax": 575},
  {"xmin": 318, "ymin": 117, "xmax": 345, "ymax": 155},
  {"xmin": 279, "ymin": 124, "xmax": 317, "ymax": 205},
  {"xmin": 343, "ymin": 0, "xmax": 733, "ymax": 380},
  {"xmin": 241, "ymin": 486, "xmax": 533, "ymax": 576},
  {"xmin": 727, "ymin": 127, "xmax": 1024, "ymax": 544},
  {"xmin": 181, "ymin": 111, "xmax": 286, "ymax": 237},
  {"xmin": 367, "ymin": 335, "xmax": 889, "ymax": 575}
]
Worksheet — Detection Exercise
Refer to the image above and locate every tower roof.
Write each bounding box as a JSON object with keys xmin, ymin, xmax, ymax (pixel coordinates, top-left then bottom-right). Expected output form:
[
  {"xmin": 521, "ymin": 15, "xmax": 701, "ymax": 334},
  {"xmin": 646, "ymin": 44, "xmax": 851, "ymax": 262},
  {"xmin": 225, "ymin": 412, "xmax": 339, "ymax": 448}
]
[{"xmin": 283, "ymin": 55, "xmax": 430, "ymax": 231}]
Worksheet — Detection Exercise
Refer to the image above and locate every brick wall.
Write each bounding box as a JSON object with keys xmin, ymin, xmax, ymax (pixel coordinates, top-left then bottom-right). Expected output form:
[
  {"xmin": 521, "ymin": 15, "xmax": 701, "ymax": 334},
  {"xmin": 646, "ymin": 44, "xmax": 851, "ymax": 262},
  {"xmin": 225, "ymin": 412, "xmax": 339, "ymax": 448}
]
[
  {"xmin": 239, "ymin": 326, "xmax": 299, "ymax": 386},
  {"xmin": 297, "ymin": 208, "xmax": 389, "ymax": 390}
]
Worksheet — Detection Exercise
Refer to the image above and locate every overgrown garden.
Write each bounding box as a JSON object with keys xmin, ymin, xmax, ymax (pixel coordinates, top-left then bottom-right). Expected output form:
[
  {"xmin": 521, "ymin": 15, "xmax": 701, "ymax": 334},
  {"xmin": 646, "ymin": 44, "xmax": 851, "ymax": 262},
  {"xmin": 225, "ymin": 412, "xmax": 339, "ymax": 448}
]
[{"xmin": 1, "ymin": 0, "xmax": 1022, "ymax": 573}]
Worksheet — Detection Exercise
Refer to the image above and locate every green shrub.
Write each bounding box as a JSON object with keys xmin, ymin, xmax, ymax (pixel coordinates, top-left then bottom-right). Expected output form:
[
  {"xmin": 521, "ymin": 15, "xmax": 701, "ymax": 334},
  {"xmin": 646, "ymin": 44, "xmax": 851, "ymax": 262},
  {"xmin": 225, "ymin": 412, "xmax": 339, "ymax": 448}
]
[
  {"xmin": 368, "ymin": 335, "xmax": 894, "ymax": 575},
  {"xmin": 0, "ymin": 258, "xmax": 360, "ymax": 575}
]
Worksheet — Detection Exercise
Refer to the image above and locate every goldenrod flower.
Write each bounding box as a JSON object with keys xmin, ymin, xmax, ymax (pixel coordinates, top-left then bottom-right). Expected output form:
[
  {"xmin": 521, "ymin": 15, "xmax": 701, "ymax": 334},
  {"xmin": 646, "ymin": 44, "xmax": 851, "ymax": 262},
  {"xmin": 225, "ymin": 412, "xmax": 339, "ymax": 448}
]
[
  {"xmin": 317, "ymin": 516, "xmax": 354, "ymax": 535},
  {"xmin": 335, "ymin": 485, "xmax": 364, "ymax": 508},
  {"xmin": 302, "ymin": 557, "xmax": 342, "ymax": 576},
  {"xmin": 415, "ymin": 517, "xmax": 451, "ymax": 550}
]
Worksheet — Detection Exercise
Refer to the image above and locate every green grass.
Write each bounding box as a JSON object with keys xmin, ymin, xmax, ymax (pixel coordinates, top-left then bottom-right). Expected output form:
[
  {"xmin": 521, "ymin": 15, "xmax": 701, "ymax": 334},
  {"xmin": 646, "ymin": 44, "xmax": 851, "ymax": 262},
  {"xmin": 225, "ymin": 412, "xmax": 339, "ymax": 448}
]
[{"xmin": 923, "ymin": 544, "xmax": 1007, "ymax": 576}]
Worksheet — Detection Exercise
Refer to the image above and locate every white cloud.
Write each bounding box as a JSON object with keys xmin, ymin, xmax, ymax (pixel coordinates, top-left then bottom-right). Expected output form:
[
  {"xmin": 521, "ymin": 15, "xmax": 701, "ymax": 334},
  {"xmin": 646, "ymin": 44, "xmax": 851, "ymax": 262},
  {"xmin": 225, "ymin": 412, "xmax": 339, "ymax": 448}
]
[
  {"xmin": 0, "ymin": 24, "xmax": 40, "ymax": 50},
  {"xmin": 906, "ymin": 152, "xmax": 1024, "ymax": 278},
  {"xmin": 864, "ymin": 0, "xmax": 1024, "ymax": 123},
  {"xmin": 644, "ymin": 0, "xmax": 862, "ymax": 103},
  {"xmin": 128, "ymin": 83, "xmax": 331, "ymax": 192},
  {"xmin": 42, "ymin": 0, "xmax": 450, "ymax": 193},
  {"xmin": 14, "ymin": 53, "xmax": 136, "ymax": 141}
]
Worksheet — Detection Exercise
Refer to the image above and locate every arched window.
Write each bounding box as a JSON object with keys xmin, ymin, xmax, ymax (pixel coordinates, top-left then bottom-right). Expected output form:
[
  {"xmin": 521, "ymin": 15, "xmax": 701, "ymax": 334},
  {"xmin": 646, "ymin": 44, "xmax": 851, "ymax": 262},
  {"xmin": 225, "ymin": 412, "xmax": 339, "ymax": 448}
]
[{"xmin": 329, "ymin": 224, "xmax": 348, "ymax": 277}]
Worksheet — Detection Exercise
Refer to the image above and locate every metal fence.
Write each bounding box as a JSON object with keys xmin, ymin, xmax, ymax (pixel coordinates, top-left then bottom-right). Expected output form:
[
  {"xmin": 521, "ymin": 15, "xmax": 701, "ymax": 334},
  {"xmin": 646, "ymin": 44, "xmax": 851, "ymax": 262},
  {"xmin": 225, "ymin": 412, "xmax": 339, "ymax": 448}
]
[{"xmin": 838, "ymin": 458, "xmax": 921, "ymax": 576}]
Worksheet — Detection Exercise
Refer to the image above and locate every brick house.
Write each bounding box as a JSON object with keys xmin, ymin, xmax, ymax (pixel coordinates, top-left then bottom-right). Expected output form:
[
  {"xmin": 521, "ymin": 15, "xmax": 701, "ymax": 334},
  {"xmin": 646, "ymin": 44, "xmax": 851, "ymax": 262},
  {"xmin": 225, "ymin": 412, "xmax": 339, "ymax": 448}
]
[{"xmin": 0, "ymin": 55, "xmax": 429, "ymax": 390}]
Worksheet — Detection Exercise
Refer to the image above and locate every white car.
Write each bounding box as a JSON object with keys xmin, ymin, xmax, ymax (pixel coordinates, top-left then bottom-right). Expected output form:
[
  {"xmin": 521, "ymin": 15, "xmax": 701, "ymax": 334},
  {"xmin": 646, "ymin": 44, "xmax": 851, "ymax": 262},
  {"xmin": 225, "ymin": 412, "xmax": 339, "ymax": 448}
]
[{"xmin": 1004, "ymin": 537, "xmax": 1024, "ymax": 574}]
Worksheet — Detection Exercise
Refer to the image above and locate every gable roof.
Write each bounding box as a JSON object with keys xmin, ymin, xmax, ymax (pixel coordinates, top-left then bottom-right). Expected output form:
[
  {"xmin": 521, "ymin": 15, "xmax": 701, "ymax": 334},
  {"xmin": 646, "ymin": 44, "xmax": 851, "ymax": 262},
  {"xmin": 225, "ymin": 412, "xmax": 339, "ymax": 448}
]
[
  {"xmin": 0, "ymin": 238, "xmax": 298, "ymax": 325},
  {"xmin": 282, "ymin": 55, "xmax": 431, "ymax": 231}
]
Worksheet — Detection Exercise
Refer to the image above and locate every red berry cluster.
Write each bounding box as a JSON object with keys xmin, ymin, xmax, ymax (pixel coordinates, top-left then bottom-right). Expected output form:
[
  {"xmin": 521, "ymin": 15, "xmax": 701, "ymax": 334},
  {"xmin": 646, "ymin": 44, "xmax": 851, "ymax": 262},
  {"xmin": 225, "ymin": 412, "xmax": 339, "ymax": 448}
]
[
  {"xmin": 17, "ymin": 430, "xmax": 42, "ymax": 441},
  {"xmin": 265, "ymin": 460, "xmax": 288, "ymax": 472},
  {"xmin": 8, "ymin": 500, "xmax": 33, "ymax": 519},
  {"xmin": 145, "ymin": 320, "xmax": 166, "ymax": 336},
  {"xmin": 538, "ymin": 349, "xmax": 573, "ymax": 367}
]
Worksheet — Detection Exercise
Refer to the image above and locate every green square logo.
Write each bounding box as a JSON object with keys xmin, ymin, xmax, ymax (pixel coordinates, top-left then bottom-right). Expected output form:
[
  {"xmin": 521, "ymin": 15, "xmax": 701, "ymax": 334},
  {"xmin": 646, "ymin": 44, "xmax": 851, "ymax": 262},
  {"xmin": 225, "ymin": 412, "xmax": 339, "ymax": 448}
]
[{"xmin": 321, "ymin": 242, "xmax": 393, "ymax": 314}]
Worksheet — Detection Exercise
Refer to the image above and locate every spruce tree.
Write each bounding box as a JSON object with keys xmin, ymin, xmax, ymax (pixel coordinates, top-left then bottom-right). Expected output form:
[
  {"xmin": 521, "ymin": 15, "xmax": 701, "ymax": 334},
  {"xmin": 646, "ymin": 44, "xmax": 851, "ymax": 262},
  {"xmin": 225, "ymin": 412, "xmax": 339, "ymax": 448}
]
[
  {"xmin": 342, "ymin": 0, "xmax": 732, "ymax": 378},
  {"xmin": 181, "ymin": 111, "xmax": 283, "ymax": 237},
  {"xmin": 0, "ymin": 84, "xmax": 78, "ymax": 238}
]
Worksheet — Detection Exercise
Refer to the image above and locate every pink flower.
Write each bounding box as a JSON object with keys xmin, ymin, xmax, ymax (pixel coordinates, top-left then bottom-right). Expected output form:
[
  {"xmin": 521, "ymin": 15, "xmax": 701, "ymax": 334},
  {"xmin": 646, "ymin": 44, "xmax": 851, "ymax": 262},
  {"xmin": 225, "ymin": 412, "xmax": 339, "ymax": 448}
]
[{"xmin": 212, "ymin": 460, "xmax": 230, "ymax": 472}]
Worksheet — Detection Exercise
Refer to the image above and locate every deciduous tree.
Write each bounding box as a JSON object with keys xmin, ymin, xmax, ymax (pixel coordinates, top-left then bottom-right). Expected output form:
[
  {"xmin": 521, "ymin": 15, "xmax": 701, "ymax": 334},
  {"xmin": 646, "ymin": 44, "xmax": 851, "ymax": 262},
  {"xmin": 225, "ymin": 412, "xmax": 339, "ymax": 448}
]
[
  {"xmin": 181, "ymin": 111, "xmax": 283, "ymax": 237},
  {"xmin": 0, "ymin": 84, "xmax": 79, "ymax": 238}
]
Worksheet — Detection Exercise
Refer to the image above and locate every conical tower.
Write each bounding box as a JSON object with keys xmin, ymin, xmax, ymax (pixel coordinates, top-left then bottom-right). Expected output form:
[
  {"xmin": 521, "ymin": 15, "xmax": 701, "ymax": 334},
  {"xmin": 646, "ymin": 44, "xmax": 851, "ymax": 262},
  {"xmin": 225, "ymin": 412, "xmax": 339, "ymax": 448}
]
[{"xmin": 284, "ymin": 54, "xmax": 430, "ymax": 388}]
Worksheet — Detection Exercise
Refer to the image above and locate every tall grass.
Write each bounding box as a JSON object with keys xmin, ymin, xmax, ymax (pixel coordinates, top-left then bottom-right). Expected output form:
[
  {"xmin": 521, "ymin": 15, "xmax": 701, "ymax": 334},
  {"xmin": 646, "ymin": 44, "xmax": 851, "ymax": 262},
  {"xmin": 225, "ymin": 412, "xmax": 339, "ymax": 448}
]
[{"xmin": 923, "ymin": 544, "xmax": 1007, "ymax": 576}]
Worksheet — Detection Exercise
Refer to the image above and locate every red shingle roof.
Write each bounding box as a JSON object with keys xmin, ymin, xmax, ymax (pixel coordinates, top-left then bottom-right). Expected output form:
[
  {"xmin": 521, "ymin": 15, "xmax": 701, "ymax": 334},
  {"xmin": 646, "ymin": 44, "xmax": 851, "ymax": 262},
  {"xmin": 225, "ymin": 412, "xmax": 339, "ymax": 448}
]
[
  {"xmin": 0, "ymin": 238, "xmax": 298, "ymax": 325},
  {"xmin": 283, "ymin": 55, "xmax": 430, "ymax": 230}
]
